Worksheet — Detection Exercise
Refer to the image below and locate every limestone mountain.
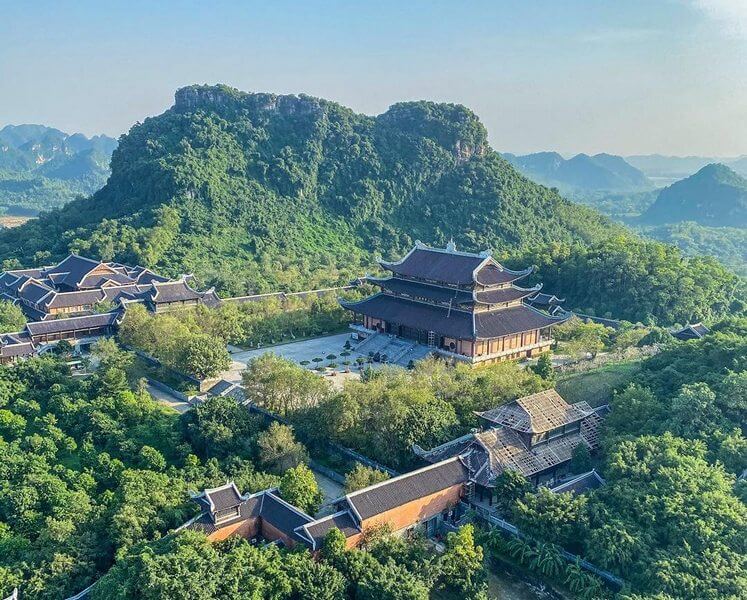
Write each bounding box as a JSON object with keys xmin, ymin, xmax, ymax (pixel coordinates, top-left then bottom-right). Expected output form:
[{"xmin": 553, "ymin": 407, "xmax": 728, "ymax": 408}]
[
  {"xmin": 642, "ymin": 163, "xmax": 747, "ymax": 228},
  {"xmin": 0, "ymin": 85, "xmax": 619, "ymax": 294},
  {"xmin": 502, "ymin": 151, "xmax": 651, "ymax": 194},
  {"xmin": 0, "ymin": 124, "xmax": 117, "ymax": 214}
]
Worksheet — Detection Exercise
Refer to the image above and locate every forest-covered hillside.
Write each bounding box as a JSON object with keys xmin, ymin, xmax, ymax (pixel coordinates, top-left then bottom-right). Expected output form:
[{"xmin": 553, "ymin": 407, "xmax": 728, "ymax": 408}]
[
  {"xmin": 0, "ymin": 85, "xmax": 616, "ymax": 294},
  {"xmin": 643, "ymin": 163, "xmax": 747, "ymax": 227},
  {"xmin": 0, "ymin": 85, "xmax": 741, "ymax": 324}
]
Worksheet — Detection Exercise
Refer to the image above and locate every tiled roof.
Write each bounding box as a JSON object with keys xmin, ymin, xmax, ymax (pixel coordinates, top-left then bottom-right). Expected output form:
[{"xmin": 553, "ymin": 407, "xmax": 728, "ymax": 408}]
[
  {"xmin": 380, "ymin": 244, "xmax": 489, "ymax": 285},
  {"xmin": 474, "ymin": 285, "xmax": 540, "ymax": 305},
  {"xmin": 474, "ymin": 263, "xmax": 533, "ymax": 286},
  {"xmin": 78, "ymin": 272, "xmax": 137, "ymax": 289},
  {"xmin": 260, "ymin": 492, "xmax": 314, "ymax": 542},
  {"xmin": 46, "ymin": 254, "xmax": 104, "ymax": 289},
  {"xmin": 25, "ymin": 311, "xmax": 119, "ymax": 337},
  {"xmin": 341, "ymin": 293, "xmax": 474, "ymax": 339},
  {"xmin": 207, "ymin": 379, "xmax": 236, "ymax": 396},
  {"xmin": 672, "ymin": 322, "xmax": 710, "ymax": 340},
  {"xmin": 343, "ymin": 293, "xmax": 567, "ymax": 341},
  {"xmin": 151, "ymin": 280, "xmax": 203, "ymax": 303},
  {"xmin": 43, "ymin": 289, "xmax": 104, "ymax": 309},
  {"xmin": 549, "ymin": 470, "xmax": 605, "ymax": 495},
  {"xmin": 473, "ymin": 305, "xmax": 568, "ymax": 339},
  {"xmin": 300, "ymin": 510, "xmax": 360, "ymax": 549},
  {"xmin": 367, "ymin": 276, "xmax": 473, "ymax": 305},
  {"xmin": 528, "ymin": 292, "xmax": 564, "ymax": 307},
  {"xmin": 186, "ymin": 494, "xmax": 262, "ymax": 536},
  {"xmin": 0, "ymin": 337, "xmax": 34, "ymax": 358},
  {"xmin": 475, "ymin": 390, "xmax": 592, "ymax": 433},
  {"xmin": 417, "ymin": 398, "xmax": 605, "ymax": 485},
  {"xmin": 203, "ymin": 482, "xmax": 244, "ymax": 511},
  {"xmin": 3, "ymin": 268, "xmax": 44, "ymax": 279},
  {"xmin": 345, "ymin": 457, "xmax": 468, "ymax": 521},
  {"xmin": 18, "ymin": 281, "xmax": 54, "ymax": 304}
]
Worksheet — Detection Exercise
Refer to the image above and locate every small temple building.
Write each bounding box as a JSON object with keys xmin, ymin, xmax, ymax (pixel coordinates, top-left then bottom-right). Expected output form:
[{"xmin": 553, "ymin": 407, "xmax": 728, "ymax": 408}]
[
  {"xmin": 341, "ymin": 241, "xmax": 569, "ymax": 365},
  {"xmin": 0, "ymin": 254, "xmax": 219, "ymax": 321},
  {"xmin": 671, "ymin": 322, "xmax": 709, "ymax": 341},
  {"xmin": 183, "ymin": 458, "xmax": 470, "ymax": 551},
  {"xmin": 414, "ymin": 389, "xmax": 605, "ymax": 493}
]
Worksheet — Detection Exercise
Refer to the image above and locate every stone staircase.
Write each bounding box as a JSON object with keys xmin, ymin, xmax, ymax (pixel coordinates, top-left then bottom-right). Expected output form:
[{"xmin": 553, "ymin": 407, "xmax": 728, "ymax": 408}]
[
  {"xmin": 354, "ymin": 332, "xmax": 435, "ymax": 368},
  {"xmin": 354, "ymin": 332, "xmax": 391, "ymax": 356}
]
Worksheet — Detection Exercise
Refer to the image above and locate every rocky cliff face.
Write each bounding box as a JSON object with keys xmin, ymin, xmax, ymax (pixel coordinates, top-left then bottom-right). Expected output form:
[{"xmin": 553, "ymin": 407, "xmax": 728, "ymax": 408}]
[{"xmin": 174, "ymin": 85, "xmax": 324, "ymax": 118}]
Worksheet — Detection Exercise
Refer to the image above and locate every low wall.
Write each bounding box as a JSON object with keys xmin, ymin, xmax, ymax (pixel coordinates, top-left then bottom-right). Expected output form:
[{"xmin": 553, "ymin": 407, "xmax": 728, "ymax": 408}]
[
  {"xmin": 146, "ymin": 378, "xmax": 190, "ymax": 402},
  {"xmin": 223, "ymin": 285, "xmax": 357, "ymax": 305}
]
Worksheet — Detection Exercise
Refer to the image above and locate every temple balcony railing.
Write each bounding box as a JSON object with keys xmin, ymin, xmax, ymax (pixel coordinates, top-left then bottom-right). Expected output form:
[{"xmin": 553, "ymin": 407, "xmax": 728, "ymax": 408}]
[
  {"xmin": 436, "ymin": 338, "xmax": 554, "ymax": 364},
  {"xmin": 349, "ymin": 324, "xmax": 376, "ymax": 336}
]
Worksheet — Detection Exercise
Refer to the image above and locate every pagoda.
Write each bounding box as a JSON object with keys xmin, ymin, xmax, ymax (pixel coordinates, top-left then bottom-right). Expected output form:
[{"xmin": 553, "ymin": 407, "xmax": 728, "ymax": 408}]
[{"xmin": 341, "ymin": 241, "xmax": 568, "ymax": 365}]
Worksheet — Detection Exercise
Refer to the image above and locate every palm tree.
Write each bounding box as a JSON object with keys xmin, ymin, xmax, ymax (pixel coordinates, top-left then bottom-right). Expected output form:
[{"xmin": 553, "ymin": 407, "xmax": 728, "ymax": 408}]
[
  {"xmin": 564, "ymin": 558, "xmax": 588, "ymax": 595},
  {"xmin": 507, "ymin": 537, "xmax": 536, "ymax": 565},
  {"xmin": 535, "ymin": 543, "xmax": 563, "ymax": 578}
]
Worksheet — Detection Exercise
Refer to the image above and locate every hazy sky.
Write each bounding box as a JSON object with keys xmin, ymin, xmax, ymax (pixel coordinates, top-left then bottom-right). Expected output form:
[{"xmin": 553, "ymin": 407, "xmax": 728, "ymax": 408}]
[{"xmin": 1, "ymin": 0, "xmax": 746, "ymax": 156}]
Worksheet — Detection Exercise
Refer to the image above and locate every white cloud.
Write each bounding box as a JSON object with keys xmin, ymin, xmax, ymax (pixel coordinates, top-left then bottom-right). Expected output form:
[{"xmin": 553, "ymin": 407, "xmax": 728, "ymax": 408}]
[{"xmin": 690, "ymin": 0, "xmax": 747, "ymax": 38}]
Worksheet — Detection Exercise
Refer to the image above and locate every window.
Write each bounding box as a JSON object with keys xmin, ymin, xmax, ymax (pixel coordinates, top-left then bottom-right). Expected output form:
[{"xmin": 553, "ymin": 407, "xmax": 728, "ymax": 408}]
[{"xmin": 214, "ymin": 506, "xmax": 240, "ymax": 524}]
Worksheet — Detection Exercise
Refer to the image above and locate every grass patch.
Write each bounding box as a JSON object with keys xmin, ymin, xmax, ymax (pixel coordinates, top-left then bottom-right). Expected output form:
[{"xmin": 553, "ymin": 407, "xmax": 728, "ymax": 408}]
[{"xmin": 556, "ymin": 360, "xmax": 642, "ymax": 407}]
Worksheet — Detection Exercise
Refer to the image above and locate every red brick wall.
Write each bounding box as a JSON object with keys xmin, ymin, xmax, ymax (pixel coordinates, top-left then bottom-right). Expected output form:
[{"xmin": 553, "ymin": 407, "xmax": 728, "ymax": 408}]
[
  {"xmin": 206, "ymin": 517, "xmax": 259, "ymax": 542},
  {"xmin": 358, "ymin": 483, "xmax": 463, "ymax": 536},
  {"xmin": 261, "ymin": 520, "xmax": 297, "ymax": 548}
]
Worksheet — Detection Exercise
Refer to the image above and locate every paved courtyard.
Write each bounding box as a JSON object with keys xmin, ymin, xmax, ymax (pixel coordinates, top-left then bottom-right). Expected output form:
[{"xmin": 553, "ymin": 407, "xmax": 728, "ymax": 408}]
[{"xmin": 220, "ymin": 332, "xmax": 373, "ymax": 384}]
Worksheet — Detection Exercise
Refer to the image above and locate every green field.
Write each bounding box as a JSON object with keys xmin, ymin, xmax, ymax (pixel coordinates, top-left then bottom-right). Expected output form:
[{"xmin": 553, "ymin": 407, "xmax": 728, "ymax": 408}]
[{"xmin": 555, "ymin": 360, "xmax": 642, "ymax": 407}]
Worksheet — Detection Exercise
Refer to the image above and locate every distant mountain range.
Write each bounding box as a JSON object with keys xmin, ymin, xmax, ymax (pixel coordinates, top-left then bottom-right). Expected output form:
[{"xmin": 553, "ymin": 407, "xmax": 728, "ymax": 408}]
[
  {"xmin": 642, "ymin": 163, "xmax": 747, "ymax": 228},
  {"xmin": 501, "ymin": 151, "xmax": 652, "ymax": 195},
  {"xmin": 626, "ymin": 154, "xmax": 747, "ymax": 186},
  {"xmin": 0, "ymin": 124, "xmax": 118, "ymax": 215}
]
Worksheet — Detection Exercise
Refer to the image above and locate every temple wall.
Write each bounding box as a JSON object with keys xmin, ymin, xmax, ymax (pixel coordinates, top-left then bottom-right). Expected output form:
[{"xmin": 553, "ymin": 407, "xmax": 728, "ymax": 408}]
[
  {"xmin": 206, "ymin": 517, "xmax": 259, "ymax": 543},
  {"xmin": 358, "ymin": 484, "xmax": 463, "ymax": 537},
  {"xmin": 261, "ymin": 520, "xmax": 298, "ymax": 547}
]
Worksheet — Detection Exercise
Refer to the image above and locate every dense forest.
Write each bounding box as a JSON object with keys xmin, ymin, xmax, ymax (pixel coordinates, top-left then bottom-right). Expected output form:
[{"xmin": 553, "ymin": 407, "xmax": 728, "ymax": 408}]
[{"xmin": 0, "ymin": 347, "xmax": 491, "ymax": 599}]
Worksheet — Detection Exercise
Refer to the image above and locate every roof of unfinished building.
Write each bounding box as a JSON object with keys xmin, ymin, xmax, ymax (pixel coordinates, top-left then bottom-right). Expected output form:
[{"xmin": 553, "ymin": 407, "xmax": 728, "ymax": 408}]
[{"xmin": 475, "ymin": 389, "xmax": 592, "ymax": 433}]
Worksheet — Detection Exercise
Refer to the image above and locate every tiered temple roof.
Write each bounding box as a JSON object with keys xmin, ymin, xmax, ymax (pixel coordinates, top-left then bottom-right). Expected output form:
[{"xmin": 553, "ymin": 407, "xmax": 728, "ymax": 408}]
[
  {"xmin": 342, "ymin": 241, "xmax": 568, "ymax": 346},
  {"xmin": 414, "ymin": 390, "xmax": 604, "ymax": 486}
]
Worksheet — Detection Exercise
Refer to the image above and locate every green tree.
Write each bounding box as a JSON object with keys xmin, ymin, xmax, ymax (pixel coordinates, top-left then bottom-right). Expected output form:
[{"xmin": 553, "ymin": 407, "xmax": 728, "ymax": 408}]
[
  {"xmin": 512, "ymin": 487, "xmax": 588, "ymax": 548},
  {"xmin": 177, "ymin": 333, "xmax": 231, "ymax": 380},
  {"xmin": 242, "ymin": 353, "xmax": 331, "ymax": 416},
  {"xmin": 438, "ymin": 524, "xmax": 486, "ymax": 597},
  {"xmin": 180, "ymin": 395, "xmax": 257, "ymax": 458},
  {"xmin": 278, "ymin": 463, "xmax": 324, "ymax": 515},
  {"xmin": 255, "ymin": 422, "xmax": 309, "ymax": 474},
  {"xmin": 569, "ymin": 443, "xmax": 593, "ymax": 473},
  {"xmin": 344, "ymin": 464, "xmax": 390, "ymax": 493},
  {"xmin": 0, "ymin": 300, "xmax": 26, "ymax": 333},
  {"xmin": 492, "ymin": 469, "xmax": 532, "ymax": 514},
  {"xmin": 530, "ymin": 352, "xmax": 554, "ymax": 381}
]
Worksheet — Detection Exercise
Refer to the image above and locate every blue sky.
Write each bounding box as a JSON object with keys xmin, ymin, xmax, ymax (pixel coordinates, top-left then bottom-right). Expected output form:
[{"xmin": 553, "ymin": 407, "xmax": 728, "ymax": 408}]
[{"xmin": 1, "ymin": 0, "xmax": 745, "ymax": 155}]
